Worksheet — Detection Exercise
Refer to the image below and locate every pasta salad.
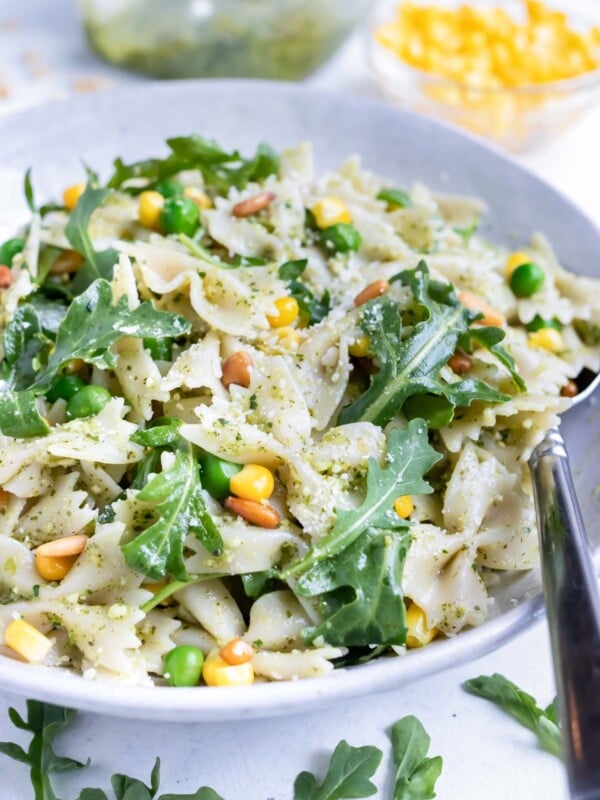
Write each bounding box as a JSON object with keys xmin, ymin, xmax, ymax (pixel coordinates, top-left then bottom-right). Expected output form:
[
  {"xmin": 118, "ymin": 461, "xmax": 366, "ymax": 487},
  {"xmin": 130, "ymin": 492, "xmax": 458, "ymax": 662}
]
[{"xmin": 0, "ymin": 136, "xmax": 598, "ymax": 687}]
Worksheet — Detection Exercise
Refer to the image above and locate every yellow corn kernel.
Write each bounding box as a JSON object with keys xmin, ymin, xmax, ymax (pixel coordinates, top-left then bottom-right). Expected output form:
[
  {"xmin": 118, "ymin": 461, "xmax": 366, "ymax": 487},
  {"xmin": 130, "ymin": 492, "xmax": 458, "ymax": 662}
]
[
  {"xmin": 35, "ymin": 552, "xmax": 77, "ymax": 582},
  {"xmin": 267, "ymin": 297, "xmax": 299, "ymax": 328},
  {"xmin": 184, "ymin": 186, "xmax": 212, "ymax": 209},
  {"xmin": 405, "ymin": 603, "xmax": 438, "ymax": 649},
  {"xmin": 202, "ymin": 650, "xmax": 255, "ymax": 687},
  {"xmin": 5, "ymin": 619, "xmax": 52, "ymax": 663},
  {"xmin": 505, "ymin": 251, "xmax": 530, "ymax": 278},
  {"xmin": 276, "ymin": 326, "xmax": 301, "ymax": 348},
  {"xmin": 348, "ymin": 336, "xmax": 371, "ymax": 358},
  {"xmin": 528, "ymin": 328, "xmax": 564, "ymax": 353},
  {"xmin": 138, "ymin": 190, "xmax": 165, "ymax": 230},
  {"xmin": 62, "ymin": 183, "xmax": 86, "ymax": 211},
  {"xmin": 312, "ymin": 197, "xmax": 352, "ymax": 229},
  {"xmin": 230, "ymin": 464, "xmax": 275, "ymax": 502},
  {"xmin": 394, "ymin": 495, "xmax": 414, "ymax": 519}
]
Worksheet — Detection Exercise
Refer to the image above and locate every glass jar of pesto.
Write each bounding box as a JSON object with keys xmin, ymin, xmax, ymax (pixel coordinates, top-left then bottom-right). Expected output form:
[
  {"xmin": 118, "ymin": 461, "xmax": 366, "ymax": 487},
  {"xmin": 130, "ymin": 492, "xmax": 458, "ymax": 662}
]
[{"xmin": 78, "ymin": 0, "xmax": 372, "ymax": 80}]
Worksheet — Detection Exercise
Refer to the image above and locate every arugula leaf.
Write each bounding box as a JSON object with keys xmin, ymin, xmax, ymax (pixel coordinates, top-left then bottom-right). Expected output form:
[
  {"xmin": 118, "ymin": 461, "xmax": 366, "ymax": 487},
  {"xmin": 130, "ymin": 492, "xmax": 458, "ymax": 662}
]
[
  {"xmin": 0, "ymin": 279, "xmax": 189, "ymax": 438},
  {"xmin": 65, "ymin": 185, "xmax": 120, "ymax": 292},
  {"xmin": 463, "ymin": 674, "xmax": 562, "ymax": 758},
  {"xmin": 122, "ymin": 439, "xmax": 223, "ymax": 581},
  {"xmin": 0, "ymin": 391, "xmax": 49, "ymax": 437},
  {"xmin": 24, "ymin": 168, "xmax": 36, "ymax": 213},
  {"xmin": 78, "ymin": 758, "xmax": 225, "ymax": 800},
  {"xmin": 0, "ymin": 700, "xmax": 88, "ymax": 800},
  {"xmin": 574, "ymin": 318, "xmax": 600, "ymax": 346},
  {"xmin": 293, "ymin": 740, "xmax": 382, "ymax": 800},
  {"xmin": 458, "ymin": 326, "xmax": 526, "ymax": 391},
  {"xmin": 27, "ymin": 293, "xmax": 69, "ymax": 335},
  {"xmin": 339, "ymin": 262, "xmax": 513, "ymax": 428},
  {"xmin": 131, "ymin": 419, "xmax": 182, "ymax": 448},
  {"xmin": 453, "ymin": 216, "xmax": 479, "ymax": 245},
  {"xmin": 241, "ymin": 569, "xmax": 279, "ymax": 599},
  {"xmin": 390, "ymin": 716, "xmax": 442, "ymax": 800},
  {"xmin": 278, "ymin": 259, "xmax": 331, "ymax": 325},
  {"xmin": 179, "ymin": 234, "xmax": 267, "ymax": 271},
  {"xmin": 108, "ymin": 137, "xmax": 278, "ymax": 196},
  {"xmin": 33, "ymin": 279, "xmax": 188, "ymax": 391},
  {"xmin": 299, "ymin": 525, "xmax": 411, "ymax": 647},
  {"xmin": 377, "ymin": 188, "xmax": 413, "ymax": 209},
  {"xmin": 282, "ymin": 422, "xmax": 441, "ymax": 646},
  {"xmin": 2, "ymin": 305, "xmax": 51, "ymax": 390}
]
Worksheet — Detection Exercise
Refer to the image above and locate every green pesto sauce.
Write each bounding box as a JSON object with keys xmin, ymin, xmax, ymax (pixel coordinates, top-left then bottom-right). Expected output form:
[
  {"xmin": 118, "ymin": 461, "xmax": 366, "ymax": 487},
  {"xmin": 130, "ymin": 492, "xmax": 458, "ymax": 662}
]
[{"xmin": 82, "ymin": 0, "xmax": 370, "ymax": 81}]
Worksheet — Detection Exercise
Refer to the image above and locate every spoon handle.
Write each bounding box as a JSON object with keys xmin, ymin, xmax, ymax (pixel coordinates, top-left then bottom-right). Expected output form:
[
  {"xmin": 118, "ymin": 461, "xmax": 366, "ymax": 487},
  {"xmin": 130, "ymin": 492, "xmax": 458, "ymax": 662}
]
[{"xmin": 530, "ymin": 427, "xmax": 600, "ymax": 800}]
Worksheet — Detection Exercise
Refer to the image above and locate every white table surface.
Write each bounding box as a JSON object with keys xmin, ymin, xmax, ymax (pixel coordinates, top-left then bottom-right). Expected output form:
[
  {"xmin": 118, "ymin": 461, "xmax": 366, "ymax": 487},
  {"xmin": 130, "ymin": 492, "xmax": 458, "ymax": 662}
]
[{"xmin": 1, "ymin": 2, "xmax": 599, "ymax": 798}]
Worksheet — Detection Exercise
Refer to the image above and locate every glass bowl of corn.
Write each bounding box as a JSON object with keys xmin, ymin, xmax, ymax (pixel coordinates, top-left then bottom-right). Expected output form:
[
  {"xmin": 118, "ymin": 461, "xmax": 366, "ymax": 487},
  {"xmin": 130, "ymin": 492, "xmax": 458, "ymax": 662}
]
[{"xmin": 368, "ymin": 0, "xmax": 600, "ymax": 152}]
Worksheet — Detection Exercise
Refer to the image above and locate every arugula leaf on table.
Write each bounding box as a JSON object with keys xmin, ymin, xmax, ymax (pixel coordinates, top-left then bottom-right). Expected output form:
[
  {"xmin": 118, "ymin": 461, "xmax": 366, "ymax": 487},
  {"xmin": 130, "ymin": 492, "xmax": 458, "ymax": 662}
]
[
  {"xmin": 65, "ymin": 185, "xmax": 120, "ymax": 292},
  {"xmin": 121, "ymin": 438, "xmax": 223, "ymax": 581},
  {"xmin": 0, "ymin": 279, "xmax": 190, "ymax": 438},
  {"xmin": 294, "ymin": 740, "xmax": 382, "ymax": 800},
  {"xmin": 0, "ymin": 700, "xmax": 88, "ymax": 800},
  {"xmin": 278, "ymin": 259, "xmax": 331, "ymax": 326},
  {"xmin": 108, "ymin": 136, "xmax": 279, "ymax": 196},
  {"xmin": 282, "ymin": 421, "xmax": 441, "ymax": 646},
  {"xmin": 463, "ymin": 674, "xmax": 562, "ymax": 758},
  {"xmin": 338, "ymin": 261, "xmax": 516, "ymax": 428},
  {"xmin": 78, "ymin": 758, "xmax": 225, "ymax": 800},
  {"xmin": 390, "ymin": 716, "xmax": 442, "ymax": 800}
]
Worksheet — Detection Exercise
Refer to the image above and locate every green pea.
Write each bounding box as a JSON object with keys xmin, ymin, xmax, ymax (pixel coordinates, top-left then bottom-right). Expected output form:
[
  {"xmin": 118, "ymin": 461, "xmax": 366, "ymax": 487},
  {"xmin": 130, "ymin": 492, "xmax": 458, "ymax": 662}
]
[
  {"xmin": 163, "ymin": 645, "xmax": 204, "ymax": 687},
  {"xmin": 201, "ymin": 452, "xmax": 242, "ymax": 500},
  {"xmin": 66, "ymin": 385, "xmax": 111, "ymax": 420},
  {"xmin": 143, "ymin": 337, "xmax": 173, "ymax": 360},
  {"xmin": 0, "ymin": 237, "xmax": 25, "ymax": 266},
  {"xmin": 526, "ymin": 314, "xmax": 562, "ymax": 333},
  {"xmin": 155, "ymin": 179, "xmax": 183, "ymax": 198},
  {"xmin": 161, "ymin": 197, "xmax": 200, "ymax": 237},
  {"xmin": 320, "ymin": 223, "xmax": 362, "ymax": 254},
  {"xmin": 509, "ymin": 262, "xmax": 545, "ymax": 297},
  {"xmin": 403, "ymin": 394, "xmax": 454, "ymax": 429},
  {"xmin": 46, "ymin": 374, "xmax": 86, "ymax": 403}
]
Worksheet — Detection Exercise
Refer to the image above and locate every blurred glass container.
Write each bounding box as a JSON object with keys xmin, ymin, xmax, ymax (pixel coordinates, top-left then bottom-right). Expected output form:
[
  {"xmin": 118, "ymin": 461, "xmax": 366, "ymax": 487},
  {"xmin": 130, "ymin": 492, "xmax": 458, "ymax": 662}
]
[
  {"xmin": 368, "ymin": 0, "xmax": 600, "ymax": 152},
  {"xmin": 79, "ymin": 0, "xmax": 372, "ymax": 81}
]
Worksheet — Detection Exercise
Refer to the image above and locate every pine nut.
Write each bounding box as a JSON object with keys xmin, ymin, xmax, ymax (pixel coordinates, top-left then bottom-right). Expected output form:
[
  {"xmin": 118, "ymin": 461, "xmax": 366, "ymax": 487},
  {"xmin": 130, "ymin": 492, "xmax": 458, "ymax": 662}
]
[
  {"xmin": 448, "ymin": 352, "xmax": 472, "ymax": 375},
  {"xmin": 0, "ymin": 489, "xmax": 12, "ymax": 506},
  {"xmin": 220, "ymin": 637, "xmax": 255, "ymax": 666},
  {"xmin": 224, "ymin": 496, "xmax": 280, "ymax": 528},
  {"xmin": 458, "ymin": 291, "xmax": 505, "ymax": 327},
  {"xmin": 36, "ymin": 533, "xmax": 88, "ymax": 558},
  {"xmin": 64, "ymin": 358, "xmax": 86, "ymax": 374},
  {"xmin": 354, "ymin": 280, "xmax": 390, "ymax": 307},
  {"xmin": 232, "ymin": 192, "xmax": 275, "ymax": 218},
  {"xmin": 0, "ymin": 265, "xmax": 13, "ymax": 289},
  {"xmin": 222, "ymin": 351, "xmax": 253, "ymax": 389},
  {"xmin": 49, "ymin": 250, "xmax": 85, "ymax": 275},
  {"xmin": 560, "ymin": 380, "xmax": 578, "ymax": 398}
]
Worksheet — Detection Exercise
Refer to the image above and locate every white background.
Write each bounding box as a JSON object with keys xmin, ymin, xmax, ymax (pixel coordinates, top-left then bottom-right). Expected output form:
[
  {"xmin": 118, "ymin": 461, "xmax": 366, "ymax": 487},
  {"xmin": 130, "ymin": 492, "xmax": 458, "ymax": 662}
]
[{"xmin": 1, "ymin": 1, "xmax": 599, "ymax": 797}]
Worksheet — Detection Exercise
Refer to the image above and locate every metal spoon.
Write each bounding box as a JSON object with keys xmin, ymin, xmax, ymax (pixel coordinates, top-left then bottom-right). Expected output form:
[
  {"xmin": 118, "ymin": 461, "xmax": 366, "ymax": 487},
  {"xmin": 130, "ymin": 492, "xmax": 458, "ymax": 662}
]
[{"xmin": 530, "ymin": 366, "xmax": 600, "ymax": 800}]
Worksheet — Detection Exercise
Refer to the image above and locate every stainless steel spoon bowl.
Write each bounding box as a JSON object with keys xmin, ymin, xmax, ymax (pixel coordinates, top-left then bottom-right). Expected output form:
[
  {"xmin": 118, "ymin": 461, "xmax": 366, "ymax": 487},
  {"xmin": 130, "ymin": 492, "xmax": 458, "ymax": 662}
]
[{"xmin": 530, "ymin": 367, "xmax": 600, "ymax": 800}]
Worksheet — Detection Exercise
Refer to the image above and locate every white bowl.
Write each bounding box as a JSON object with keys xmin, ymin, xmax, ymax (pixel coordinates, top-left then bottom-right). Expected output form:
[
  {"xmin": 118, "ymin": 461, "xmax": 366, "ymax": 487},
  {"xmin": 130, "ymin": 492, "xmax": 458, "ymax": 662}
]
[{"xmin": 0, "ymin": 80, "xmax": 598, "ymax": 721}]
